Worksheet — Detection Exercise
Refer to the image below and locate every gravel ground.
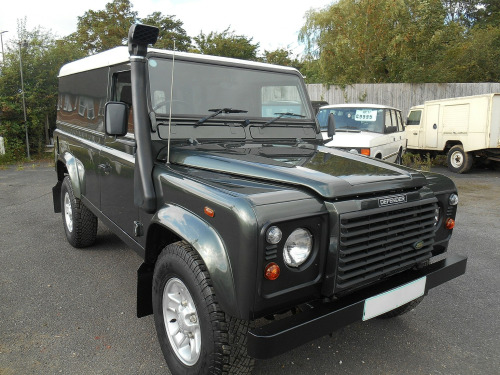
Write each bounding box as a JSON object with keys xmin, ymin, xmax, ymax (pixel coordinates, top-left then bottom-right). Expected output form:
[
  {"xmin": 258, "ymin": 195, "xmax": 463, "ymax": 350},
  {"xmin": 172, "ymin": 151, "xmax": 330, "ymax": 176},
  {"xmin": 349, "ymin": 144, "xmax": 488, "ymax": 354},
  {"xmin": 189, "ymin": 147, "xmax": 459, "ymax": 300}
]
[{"xmin": 0, "ymin": 162, "xmax": 499, "ymax": 375}]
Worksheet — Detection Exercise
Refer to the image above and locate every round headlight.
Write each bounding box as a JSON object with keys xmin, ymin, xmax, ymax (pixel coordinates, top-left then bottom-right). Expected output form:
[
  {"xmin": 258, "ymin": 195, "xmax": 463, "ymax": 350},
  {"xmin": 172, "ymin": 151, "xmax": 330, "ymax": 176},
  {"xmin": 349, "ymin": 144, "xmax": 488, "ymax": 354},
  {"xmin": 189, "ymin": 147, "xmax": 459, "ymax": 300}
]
[
  {"xmin": 283, "ymin": 228, "xmax": 313, "ymax": 268},
  {"xmin": 266, "ymin": 226, "xmax": 282, "ymax": 245},
  {"xmin": 449, "ymin": 193, "xmax": 459, "ymax": 206}
]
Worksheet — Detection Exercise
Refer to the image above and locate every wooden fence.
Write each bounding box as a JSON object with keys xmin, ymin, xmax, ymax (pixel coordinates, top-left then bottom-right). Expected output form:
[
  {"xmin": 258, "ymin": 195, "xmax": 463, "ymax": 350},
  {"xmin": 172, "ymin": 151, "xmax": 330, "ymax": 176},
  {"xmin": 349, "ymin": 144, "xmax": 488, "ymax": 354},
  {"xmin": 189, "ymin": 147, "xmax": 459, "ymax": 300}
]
[{"xmin": 306, "ymin": 82, "xmax": 500, "ymax": 118}]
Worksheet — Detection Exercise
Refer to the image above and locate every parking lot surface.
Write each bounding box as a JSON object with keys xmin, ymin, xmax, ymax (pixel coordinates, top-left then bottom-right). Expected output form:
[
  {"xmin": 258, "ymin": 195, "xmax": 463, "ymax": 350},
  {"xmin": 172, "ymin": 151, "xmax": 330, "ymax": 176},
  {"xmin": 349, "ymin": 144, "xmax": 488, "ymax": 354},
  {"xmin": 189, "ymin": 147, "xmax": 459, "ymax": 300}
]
[{"xmin": 1, "ymin": 163, "xmax": 499, "ymax": 375}]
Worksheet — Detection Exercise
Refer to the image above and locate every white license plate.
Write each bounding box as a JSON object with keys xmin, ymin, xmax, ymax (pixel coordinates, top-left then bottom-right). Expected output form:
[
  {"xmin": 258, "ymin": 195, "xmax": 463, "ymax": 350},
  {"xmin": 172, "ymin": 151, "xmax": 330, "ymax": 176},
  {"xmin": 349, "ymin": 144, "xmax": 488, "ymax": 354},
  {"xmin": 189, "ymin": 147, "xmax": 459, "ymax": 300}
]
[{"xmin": 363, "ymin": 277, "xmax": 427, "ymax": 321}]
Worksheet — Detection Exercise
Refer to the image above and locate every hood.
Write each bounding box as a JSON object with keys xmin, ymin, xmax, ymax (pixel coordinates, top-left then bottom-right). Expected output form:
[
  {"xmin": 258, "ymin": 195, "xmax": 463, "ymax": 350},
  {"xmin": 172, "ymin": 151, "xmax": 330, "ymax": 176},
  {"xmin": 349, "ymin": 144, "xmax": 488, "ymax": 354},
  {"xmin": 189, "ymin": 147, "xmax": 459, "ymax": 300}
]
[
  {"xmin": 322, "ymin": 131, "xmax": 382, "ymax": 148},
  {"xmin": 167, "ymin": 144, "xmax": 426, "ymax": 199}
]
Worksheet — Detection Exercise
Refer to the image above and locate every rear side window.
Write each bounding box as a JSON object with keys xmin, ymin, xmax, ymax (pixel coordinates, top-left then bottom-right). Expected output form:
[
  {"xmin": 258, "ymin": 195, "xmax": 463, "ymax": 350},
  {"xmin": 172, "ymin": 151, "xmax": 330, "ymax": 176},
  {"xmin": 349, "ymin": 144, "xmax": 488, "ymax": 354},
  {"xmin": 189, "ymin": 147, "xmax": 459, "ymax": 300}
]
[
  {"xmin": 407, "ymin": 110, "xmax": 422, "ymax": 126},
  {"xmin": 57, "ymin": 67, "xmax": 108, "ymax": 132}
]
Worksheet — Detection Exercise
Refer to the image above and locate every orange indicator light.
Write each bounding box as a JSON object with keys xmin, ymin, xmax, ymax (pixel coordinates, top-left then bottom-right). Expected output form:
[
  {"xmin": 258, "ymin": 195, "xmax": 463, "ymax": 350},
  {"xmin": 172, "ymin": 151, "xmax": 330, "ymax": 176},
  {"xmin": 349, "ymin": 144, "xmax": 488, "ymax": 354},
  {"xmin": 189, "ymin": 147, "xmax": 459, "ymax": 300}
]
[
  {"xmin": 361, "ymin": 148, "xmax": 370, "ymax": 156},
  {"xmin": 445, "ymin": 218, "xmax": 455, "ymax": 229},
  {"xmin": 264, "ymin": 262, "xmax": 280, "ymax": 280},
  {"xmin": 204, "ymin": 206, "xmax": 215, "ymax": 218}
]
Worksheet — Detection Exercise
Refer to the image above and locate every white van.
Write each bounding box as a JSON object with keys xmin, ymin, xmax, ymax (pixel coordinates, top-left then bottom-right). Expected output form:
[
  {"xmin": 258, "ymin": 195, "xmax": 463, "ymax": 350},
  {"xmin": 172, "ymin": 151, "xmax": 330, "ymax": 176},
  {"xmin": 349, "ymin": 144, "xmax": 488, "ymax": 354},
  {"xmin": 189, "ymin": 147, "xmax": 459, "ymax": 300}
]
[
  {"xmin": 317, "ymin": 104, "xmax": 406, "ymax": 164},
  {"xmin": 406, "ymin": 93, "xmax": 500, "ymax": 173}
]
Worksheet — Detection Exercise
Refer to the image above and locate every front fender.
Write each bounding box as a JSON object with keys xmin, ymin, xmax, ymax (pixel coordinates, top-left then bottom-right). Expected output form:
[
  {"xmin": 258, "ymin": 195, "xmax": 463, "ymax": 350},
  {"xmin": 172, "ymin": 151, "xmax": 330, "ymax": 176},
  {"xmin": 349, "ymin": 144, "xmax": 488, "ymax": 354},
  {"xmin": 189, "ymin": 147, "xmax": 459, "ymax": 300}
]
[
  {"xmin": 62, "ymin": 152, "xmax": 85, "ymax": 198},
  {"xmin": 150, "ymin": 204, "xmax": 238, "ymax": 317}
]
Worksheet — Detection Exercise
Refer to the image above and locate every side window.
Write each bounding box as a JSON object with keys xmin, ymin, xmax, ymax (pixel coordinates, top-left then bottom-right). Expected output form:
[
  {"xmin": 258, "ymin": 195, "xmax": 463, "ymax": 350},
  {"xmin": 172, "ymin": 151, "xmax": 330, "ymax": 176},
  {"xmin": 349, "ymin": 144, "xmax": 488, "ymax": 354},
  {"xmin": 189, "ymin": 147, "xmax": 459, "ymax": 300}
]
[
  {"xmin": 112, "ymin": 71, "xmax": 134, "ymax": 134},
  {"xmin": 385, "ymin": 109, "xmax": 395, "ymax": 134},
  {"xmin": 407, "ymin": 110, "xmax": 422, "ymax": 126}
]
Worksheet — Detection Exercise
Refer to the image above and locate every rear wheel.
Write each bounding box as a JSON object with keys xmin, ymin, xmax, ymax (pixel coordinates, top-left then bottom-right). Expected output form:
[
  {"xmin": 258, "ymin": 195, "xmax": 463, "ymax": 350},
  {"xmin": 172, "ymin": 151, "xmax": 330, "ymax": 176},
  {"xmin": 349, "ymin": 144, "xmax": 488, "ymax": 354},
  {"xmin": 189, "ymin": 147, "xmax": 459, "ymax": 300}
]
[
  {"xmin": 447, "ymin": 145, "xmax": 473, "ymax": 173},
  {"xmin": 61, "ymin": 176, "xmax": 97, "ymax": 248},
  {"xmin": 152, "ymin": 241, "xmax": 254, "ymax": 375}
]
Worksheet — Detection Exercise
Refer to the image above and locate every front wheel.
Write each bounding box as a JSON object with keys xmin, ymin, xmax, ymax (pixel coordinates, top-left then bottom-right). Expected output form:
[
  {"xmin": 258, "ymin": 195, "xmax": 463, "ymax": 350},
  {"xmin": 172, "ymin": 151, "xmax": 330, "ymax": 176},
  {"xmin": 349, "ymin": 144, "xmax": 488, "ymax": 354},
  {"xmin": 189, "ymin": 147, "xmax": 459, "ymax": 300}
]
[
  {"xmin": 61, "ymin": 176, "xmax": 97, "ymax": 248},
  {"xmin": 152, "ymin": 241, "xmax": 254, "ymax": 375},
  {"xmin": 447, "ymin": 145, "xmax": 473, "ymax": 173}
]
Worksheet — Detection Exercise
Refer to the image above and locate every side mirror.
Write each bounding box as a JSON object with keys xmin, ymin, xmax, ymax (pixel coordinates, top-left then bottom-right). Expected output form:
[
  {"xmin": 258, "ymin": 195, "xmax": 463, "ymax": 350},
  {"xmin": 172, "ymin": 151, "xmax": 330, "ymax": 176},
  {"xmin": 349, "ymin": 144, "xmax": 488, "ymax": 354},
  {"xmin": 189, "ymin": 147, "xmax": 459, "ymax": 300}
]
[
  {"xmin": 105, "ymin": 102, "xmax": 129, "ymax": 136},
  {"xmin": 328, "ymin": 113, "xmax": 336, "ymax": 137}
]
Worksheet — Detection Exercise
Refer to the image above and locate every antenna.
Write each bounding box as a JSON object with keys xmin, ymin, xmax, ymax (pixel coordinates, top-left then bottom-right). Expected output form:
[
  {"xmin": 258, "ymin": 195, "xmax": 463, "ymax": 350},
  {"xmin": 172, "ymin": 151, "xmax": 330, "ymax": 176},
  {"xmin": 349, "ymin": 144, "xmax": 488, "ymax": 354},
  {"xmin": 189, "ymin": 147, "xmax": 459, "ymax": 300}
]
[{"xmin": 166, "ymin": 39, "xmax": 176, "ymax": 165}]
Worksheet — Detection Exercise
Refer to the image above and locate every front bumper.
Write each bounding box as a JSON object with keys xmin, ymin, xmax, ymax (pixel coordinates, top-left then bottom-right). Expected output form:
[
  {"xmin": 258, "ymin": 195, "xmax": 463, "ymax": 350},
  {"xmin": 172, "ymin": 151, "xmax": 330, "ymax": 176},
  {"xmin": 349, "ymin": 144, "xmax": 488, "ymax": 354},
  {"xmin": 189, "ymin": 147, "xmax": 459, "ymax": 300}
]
[{"xmin": 247, "ymin": 254, "xmax": 467, "ymax": 359}]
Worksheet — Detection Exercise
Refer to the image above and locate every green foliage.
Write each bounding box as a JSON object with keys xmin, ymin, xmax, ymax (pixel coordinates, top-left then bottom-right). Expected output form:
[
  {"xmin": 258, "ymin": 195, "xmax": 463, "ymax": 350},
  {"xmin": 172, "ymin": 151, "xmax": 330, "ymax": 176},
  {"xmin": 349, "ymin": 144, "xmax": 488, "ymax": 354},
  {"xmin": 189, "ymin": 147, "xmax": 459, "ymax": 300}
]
[
  {"xmin": 299, "ymin": 0, "xmax": 500, "ymax": 84},
  {"xmin": 192, "ymin": 27, "xmax": 259, "ymax": 60},
  {"xmin": 72, "ymin": 0, "xmax": 137, "ymax": 53},
  {"xmin": 139, "ymin": 12, "xmax": 191, "ymax": 51},
  {"xmin": 72, "ymin": 0, "xmax": 191, "ymax": 53},
  {"xmin": 402, "ymin": 152, "xmax": 433, "ymax": 171},
  {"xmin": 0, "ymin": 19, "xmax": 85, "ymax": 160}
]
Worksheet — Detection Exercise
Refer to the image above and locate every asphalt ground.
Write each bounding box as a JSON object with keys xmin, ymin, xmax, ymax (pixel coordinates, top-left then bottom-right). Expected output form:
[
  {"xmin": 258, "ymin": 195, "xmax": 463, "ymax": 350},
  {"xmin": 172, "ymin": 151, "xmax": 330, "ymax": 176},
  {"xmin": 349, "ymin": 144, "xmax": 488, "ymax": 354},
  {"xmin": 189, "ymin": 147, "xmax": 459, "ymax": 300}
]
[{"xmin": 1, "ymin": 163, "xmax": 499, "ymax": 375}]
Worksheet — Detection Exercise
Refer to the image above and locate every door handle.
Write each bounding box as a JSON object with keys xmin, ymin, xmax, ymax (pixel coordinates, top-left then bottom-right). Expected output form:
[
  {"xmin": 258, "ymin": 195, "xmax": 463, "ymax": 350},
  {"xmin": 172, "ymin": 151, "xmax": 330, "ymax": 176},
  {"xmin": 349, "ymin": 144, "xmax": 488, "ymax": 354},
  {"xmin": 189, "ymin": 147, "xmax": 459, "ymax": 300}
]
[
  {"xmin": 413, "ymin": 132, "xmax": 418, "ymax": 135},
  {"xmin": 98, "ymin": 163, "xmax": 112, "ymax": 175}
]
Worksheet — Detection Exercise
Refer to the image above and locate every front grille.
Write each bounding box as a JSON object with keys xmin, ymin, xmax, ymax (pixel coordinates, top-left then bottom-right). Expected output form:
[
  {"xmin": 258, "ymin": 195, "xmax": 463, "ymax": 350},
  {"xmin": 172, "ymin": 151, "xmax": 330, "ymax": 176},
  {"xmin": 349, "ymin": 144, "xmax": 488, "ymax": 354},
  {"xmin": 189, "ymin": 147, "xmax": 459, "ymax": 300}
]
[{"xmin": 336, "ymin": 198, "xmax": 437, "ymax": 292}]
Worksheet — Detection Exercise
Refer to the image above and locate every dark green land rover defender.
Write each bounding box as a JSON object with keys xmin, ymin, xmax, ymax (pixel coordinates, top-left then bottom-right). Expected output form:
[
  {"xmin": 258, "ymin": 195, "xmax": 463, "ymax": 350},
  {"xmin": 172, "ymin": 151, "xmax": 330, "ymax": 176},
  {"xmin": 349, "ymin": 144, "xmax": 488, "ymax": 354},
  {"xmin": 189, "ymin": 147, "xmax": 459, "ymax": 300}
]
[{"xmin": 52, "ymin": 25, "xmax": 467, "ymax": 375}]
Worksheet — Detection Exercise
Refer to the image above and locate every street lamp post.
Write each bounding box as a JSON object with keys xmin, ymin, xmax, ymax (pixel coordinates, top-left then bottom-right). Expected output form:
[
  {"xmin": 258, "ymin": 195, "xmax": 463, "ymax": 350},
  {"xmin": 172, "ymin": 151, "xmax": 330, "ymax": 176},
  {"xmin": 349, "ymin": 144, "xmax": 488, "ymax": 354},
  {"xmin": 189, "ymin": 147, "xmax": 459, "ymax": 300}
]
[
  {"xmin": 0, "ymin": 30, "xmax": 7, "ymax": 64},
  {"xmin": 18, "ymin": 40, "xmax": 30, "ymax": 160}
]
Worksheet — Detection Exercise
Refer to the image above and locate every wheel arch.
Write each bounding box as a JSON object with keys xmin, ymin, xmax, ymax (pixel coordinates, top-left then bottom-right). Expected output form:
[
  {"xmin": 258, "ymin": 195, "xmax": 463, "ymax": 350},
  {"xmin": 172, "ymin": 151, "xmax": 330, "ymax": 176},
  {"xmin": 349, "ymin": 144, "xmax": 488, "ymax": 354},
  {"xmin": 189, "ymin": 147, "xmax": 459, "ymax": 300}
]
[
  {"xmin": 144, "ymin": 204, "xmax": 238, "ymax": 318},
  {"xmin": 59, "ymin": 152, "xmax": 85, "ymax": 199},
  {"xmin": 444, "ymin": 140, "xmax": 462, "ymax": 152}
]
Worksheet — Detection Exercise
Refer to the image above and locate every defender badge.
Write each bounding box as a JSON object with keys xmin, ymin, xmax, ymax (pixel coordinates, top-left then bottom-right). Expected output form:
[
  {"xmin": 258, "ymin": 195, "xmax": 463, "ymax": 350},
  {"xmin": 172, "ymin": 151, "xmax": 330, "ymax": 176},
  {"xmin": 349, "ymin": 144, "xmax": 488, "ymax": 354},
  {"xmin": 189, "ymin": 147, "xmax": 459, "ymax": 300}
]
[
  {"xmin": 378, "ymin": 194, "xmax": 407, "ymax": 207},
  {"xmin": 413, "ymin": 240, "xmax": 425, "ymax": 250}
]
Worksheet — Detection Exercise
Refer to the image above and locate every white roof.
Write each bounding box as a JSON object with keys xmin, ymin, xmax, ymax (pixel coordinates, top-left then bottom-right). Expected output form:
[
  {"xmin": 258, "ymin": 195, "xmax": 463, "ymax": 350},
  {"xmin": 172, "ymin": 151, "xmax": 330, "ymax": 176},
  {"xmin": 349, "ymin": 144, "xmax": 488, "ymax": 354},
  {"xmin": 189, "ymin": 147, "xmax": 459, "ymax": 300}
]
[
  {"xmin": 58, "ymin": 46, "xmax": 299, "ymax": 77},
  {"xmin": 319, "ymin": 103, "xmax": 400, "ymax": 111}
]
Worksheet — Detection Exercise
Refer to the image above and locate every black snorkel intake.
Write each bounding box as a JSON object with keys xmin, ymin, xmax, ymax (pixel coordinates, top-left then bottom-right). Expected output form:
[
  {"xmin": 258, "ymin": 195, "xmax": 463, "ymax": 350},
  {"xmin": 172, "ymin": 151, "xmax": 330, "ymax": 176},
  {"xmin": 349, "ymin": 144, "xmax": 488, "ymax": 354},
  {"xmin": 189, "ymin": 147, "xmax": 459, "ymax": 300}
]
[{"xmin": 128, "ymin": 24, "xmax": 159, "ymax": 214}]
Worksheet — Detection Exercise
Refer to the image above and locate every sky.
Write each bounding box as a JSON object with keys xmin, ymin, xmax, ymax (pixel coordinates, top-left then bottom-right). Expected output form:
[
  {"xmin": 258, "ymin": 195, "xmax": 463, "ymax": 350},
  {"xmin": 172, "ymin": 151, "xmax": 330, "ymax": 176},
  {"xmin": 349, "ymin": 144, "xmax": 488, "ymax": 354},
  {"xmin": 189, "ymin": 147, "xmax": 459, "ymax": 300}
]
[{"xmin": 1, "ymin": 0, "xmax": 333, "ymax": 57}]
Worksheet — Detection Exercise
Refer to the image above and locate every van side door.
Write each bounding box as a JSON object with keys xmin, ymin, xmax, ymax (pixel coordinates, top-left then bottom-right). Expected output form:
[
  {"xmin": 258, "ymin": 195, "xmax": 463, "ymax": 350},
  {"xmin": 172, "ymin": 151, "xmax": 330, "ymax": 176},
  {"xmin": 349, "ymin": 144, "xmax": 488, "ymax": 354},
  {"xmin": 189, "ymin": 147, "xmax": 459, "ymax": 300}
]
[
  {"xmin": 406, "ymin": 109, "xmax": 422, "ymax": 149},
  {"xmin": 99, "ymin": 69, "xmax": 140, "ymax": 241}
]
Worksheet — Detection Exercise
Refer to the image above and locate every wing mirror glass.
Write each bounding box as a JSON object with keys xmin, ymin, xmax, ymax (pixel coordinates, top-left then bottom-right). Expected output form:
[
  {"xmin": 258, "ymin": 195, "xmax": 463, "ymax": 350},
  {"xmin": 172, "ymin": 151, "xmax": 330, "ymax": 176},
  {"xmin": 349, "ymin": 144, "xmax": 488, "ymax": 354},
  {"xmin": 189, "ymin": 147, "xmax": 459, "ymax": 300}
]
[{"xmin": 105, "ymin": 102, "xmax": 129, "ymax": 136}]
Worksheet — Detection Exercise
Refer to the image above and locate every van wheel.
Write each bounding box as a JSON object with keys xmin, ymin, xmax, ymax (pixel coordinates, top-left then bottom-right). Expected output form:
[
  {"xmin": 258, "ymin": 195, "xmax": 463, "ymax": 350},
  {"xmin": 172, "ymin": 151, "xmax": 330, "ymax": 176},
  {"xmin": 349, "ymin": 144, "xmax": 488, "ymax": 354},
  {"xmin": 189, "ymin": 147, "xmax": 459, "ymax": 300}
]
[
  {"xmin": 152, "ymin": 241, "xmax": 254, "ymax": 375},
  {"xmin": 447, "ymin": 145, "xmax": 473, "ymax": 173},
  {"xmin": 61, "ymin": 176, "xmax": 97, "ymax": 248}
]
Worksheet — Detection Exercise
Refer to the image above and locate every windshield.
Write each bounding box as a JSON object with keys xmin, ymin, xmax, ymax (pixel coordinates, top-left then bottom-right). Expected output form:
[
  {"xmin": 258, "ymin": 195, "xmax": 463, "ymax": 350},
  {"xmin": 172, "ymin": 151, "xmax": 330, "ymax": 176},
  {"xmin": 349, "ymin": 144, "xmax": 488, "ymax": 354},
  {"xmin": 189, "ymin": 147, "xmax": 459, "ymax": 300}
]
[
  {"xmin": 147, "ymin": 57, "xmax": 312, "ymax": 120},
  {"xmin": 317, "ymin": 107, "xmax": 385, "ymax": 133}
]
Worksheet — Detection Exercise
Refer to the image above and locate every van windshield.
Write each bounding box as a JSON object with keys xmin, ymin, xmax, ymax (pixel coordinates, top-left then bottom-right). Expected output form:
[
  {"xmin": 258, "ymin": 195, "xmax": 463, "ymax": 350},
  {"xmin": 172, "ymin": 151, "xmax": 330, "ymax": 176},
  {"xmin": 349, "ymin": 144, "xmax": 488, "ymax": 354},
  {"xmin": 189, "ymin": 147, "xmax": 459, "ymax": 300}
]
[
  {"xmin": 317, "ymin": 107, "xmax": 385, "ymax": 134},
  {"xmin": 147, "ymin": 57, "xmax": 312, "ymax": 121}
]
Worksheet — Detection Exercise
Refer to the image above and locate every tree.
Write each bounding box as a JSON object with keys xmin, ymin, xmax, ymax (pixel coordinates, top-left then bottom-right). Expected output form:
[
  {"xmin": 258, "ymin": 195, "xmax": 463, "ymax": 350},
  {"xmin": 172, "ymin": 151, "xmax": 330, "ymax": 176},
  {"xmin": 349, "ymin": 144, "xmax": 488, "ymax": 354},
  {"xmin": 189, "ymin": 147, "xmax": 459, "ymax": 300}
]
[
  {"xmin": 139, "ymin": 12, "xmax": 191, "ymax": 51},
  {"xmin": 73, "ymin": 0, "xmax": 137, "ymax": 54},
  {"xmin": 192, "ymin": 27, "xmax": 259, "ymax": 60},
  {"xmin": 72, "ymin": 0, "xmax": 191, "ymax": 54},
  {"xmin": 299, "ymin": 0, "xmax": 467, "ymax": 84},
  {"xmin": 0, "ymin": 19, "xmax": 85, "ymax": 160}
]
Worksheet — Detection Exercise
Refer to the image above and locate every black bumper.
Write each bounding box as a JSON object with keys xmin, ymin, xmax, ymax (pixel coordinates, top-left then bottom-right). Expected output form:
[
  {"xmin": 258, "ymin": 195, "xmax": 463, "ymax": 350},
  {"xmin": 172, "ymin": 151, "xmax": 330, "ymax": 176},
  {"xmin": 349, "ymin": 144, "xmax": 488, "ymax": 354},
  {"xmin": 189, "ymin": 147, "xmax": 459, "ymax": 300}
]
[{"xmin": 247, "ymin": 254, "xmax": 467, "ymax": 359}]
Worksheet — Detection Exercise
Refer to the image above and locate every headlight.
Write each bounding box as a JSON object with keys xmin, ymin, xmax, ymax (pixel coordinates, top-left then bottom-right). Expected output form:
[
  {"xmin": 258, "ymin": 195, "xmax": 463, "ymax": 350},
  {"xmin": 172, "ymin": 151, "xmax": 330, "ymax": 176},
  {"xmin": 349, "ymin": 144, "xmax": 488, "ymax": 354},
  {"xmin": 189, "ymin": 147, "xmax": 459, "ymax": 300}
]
[
  {"xmin": 449, "ymin": 193, "xmax": 459, "ymax": 206},
  {"xmin": 266, "ymin": 226, "xmax": 282, "ymax": 245},
  {"xmin": 283, "ymin": 228, "xmax": 313, "ymax": 268}
]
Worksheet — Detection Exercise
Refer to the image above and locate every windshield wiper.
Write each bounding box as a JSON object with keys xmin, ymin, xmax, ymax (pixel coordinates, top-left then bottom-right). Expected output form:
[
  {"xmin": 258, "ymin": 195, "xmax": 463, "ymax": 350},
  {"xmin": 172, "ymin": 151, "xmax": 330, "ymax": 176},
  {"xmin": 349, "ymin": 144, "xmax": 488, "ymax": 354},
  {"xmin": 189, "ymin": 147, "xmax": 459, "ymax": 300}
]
[
  {"xmin": 263, "ymin": 112, "xmax": 305, "ymax": 127},
  {"xmin": 195, "ymin": 108, "xmax": 248, "ymax": 126}
]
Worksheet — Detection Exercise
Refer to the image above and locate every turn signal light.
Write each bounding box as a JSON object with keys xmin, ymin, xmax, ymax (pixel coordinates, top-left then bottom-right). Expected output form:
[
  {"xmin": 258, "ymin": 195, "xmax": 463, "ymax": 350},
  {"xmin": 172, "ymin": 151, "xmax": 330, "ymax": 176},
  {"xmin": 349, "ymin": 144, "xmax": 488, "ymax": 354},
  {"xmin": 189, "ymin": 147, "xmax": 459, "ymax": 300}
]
[
  {"xmin": 445, "ymin": 218, "xmax": 455, "ymax": 229},
  {"xmin": 360, "ymin": 148, "xmax": 370, "ymax": 156},
  {"xmin": 264, "ymin": 262, "xmax": 280, "ymax": 280},
  {"xmin": 204, "ymin": 206, "xmax": 215, "ymax": 218}
]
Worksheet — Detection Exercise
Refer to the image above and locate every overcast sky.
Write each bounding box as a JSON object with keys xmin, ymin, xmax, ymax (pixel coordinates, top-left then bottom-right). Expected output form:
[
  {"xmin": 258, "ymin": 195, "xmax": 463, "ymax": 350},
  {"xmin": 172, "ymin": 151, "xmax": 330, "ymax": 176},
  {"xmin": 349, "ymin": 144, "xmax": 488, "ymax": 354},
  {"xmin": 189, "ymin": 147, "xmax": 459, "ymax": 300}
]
[{"xmin": 1, "ymin": 0, "xmax": 333, "ymax": 56}]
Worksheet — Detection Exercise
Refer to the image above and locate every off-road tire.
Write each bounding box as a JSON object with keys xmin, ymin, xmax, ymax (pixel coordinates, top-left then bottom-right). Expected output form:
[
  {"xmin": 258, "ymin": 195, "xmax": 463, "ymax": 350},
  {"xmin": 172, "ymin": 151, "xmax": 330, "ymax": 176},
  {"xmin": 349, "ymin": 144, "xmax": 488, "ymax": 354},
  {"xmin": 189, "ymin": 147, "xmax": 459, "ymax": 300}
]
[
  {"xmin": 61, "ymin": 176, "xmax": 97, "ymax": 248},
  {"xmin": 152, "ymin": 241, "xmax": 254, "ymax": 375},
  {"xmin": 447, "ymin": 145, "xmax": 473, "ymax": 173}
]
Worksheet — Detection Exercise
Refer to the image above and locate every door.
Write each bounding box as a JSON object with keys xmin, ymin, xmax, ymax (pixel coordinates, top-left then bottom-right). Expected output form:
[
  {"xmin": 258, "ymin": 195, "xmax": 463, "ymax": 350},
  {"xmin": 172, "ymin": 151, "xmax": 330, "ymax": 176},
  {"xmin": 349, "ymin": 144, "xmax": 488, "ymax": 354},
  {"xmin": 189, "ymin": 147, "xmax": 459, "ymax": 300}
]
[
  {"xmin": 406, "ymin": 109, "xmax": 422, "ymax": 148},
  {"xmin": 424, "ymin": 104, "xmax": 440, "ymax": 148},
  {"xmin": 99, "ymin": 70, "xmax": 139, "ymax": 240}
]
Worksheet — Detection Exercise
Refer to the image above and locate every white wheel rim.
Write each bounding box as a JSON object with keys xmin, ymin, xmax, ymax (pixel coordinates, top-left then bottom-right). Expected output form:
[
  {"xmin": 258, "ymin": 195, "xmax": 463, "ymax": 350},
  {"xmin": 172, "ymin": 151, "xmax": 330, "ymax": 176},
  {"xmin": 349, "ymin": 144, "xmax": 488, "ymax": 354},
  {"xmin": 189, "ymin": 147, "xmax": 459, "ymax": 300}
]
[
  {"xmin": 162, "ymin": 278, "xmax": 201, "ymax": 366},
  {"xmin": 450, "ymin": 151, "xmax": 464, "ymax": 168},
  {"xmin": 64, "ymin": 192, "xmax": 73, "ymax": 233}
]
